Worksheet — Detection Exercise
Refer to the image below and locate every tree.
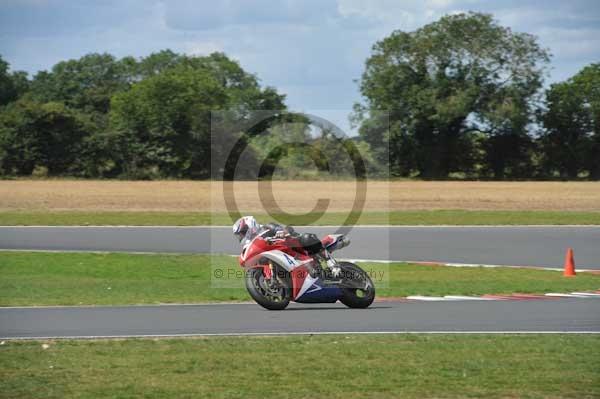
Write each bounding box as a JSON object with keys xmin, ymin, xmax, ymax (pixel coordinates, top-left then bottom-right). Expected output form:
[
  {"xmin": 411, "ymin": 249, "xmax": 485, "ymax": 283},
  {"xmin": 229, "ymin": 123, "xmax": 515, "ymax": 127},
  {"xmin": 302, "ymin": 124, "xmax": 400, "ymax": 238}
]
[
  {"xmin": 109, "ymin": 66, "xmax": 226, "ymax": 178},
  {"xmin": 109, "ymin": 53, "xmax": 286, "ymax": 179},
  {"xmin": 0, "ymin": 55, "xmax": 29, "ymax": 106},
  {"xmin": 134, "ymin": 51, "xmax": 287, "ymax": 110},
  {"xmin": 355, "ymin": 12, "xmax": 549, "ymax": 178},
  {"xmin": 135, "ymin": 50, "xmax": 183, "ymax": 80},
  {"xmin": 540, "ymin": 63, "xmax": 600, "ymax": 179},
  {"xmin": 480, "ymin": 91, "xmax": 537, "ymax": 179},
  {"xmin": 30, "ymin": 53, "xmax": 132, "ymax": 115},
  {"xmin": 0, "ymin": 50, "xmax": 287, "ymax": 178},
  {"xmin": 0, "ymin": 99, "xmax": 92, "ymax": 175},
  {"xmin": 250, "ymin": 121, "xmax": 315, "ymax": 178}
]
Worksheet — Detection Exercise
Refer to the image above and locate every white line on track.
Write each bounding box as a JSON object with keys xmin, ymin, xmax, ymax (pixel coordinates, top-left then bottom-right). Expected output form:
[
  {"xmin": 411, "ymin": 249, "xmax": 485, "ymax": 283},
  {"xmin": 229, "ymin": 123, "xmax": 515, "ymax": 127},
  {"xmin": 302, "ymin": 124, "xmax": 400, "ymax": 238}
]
[
  {"xmin": 2, "ymin": 331, "xmax": 600, "ymax": 340},
  {"xmin": 406, "ymin": 296, "xmax": 457, "ymax": 301},
  {"xmin": 442, "ymin": 295, "xmax": 496, "ymax": 300}
]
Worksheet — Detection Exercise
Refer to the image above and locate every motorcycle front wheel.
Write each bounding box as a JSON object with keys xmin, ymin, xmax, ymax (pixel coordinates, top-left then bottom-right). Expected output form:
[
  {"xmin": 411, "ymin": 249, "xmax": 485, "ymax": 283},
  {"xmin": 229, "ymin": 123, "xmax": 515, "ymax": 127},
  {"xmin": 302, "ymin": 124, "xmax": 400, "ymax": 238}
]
[
  {"xmin": 338, "ymin": 262, "xmax": 376, "ymax": 309},
  {"xmin": 245, "ymin": 266, "xmax": 291, "ymax": 310}
]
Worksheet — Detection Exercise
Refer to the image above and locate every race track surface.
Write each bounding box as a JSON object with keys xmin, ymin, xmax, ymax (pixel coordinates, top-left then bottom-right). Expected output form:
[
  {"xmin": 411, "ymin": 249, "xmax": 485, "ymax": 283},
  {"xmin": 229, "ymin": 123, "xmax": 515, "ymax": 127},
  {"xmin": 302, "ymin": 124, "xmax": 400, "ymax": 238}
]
[
  {"xmin": 1, "ymin": 299, "xmax": 599, "ymax": 338},
  {"xmin": 1, "ymin": 226, "xmax": 599, "ymax": 269}
]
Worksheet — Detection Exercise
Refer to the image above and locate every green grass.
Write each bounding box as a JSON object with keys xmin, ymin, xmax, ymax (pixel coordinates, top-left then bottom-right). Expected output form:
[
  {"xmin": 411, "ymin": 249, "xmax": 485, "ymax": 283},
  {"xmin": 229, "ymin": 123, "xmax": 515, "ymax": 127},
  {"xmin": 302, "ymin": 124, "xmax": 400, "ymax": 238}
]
[
  {"xmin": 1, "ymin": 251, "xmax": 598, "ymax": 306},
  {"xmin": 1, "ymin": 334, "xmax": 599, "ymax": 398},
  {"xmin": 1, "ymin": 209, "xmax": 600, "ymax": 226}
]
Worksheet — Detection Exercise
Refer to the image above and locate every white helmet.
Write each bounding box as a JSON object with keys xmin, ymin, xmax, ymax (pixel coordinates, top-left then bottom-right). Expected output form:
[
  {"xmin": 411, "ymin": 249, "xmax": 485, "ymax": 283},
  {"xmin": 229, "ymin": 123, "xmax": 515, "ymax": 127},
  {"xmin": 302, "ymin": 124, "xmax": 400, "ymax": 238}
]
[{"xmin": 232, "ymin": 216, "xmax": 258, "ymax": 242}]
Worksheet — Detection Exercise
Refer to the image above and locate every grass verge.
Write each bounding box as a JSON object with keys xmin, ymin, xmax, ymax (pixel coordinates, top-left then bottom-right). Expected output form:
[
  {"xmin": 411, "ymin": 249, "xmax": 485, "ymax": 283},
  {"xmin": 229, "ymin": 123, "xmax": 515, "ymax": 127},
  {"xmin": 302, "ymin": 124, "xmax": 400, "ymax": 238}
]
[
  {"xmin": 1, "ymin": 209, "xmax": 600, "ymax": 226},
  {"xmin": 1, "ymin": 335, "xmax": 599, "ymax": 398},
  {"xmin": 1, "ymin": 251, "xmax": 598, "ymax": 306}
]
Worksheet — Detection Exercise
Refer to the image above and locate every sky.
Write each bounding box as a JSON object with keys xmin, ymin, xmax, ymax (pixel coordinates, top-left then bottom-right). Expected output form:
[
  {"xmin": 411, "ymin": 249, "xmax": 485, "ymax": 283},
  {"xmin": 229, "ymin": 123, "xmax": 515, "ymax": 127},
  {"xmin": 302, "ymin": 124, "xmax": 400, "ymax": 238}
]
[{"xmin": 1, "ymin": 0, "xmax": 599, "ymax": 134}]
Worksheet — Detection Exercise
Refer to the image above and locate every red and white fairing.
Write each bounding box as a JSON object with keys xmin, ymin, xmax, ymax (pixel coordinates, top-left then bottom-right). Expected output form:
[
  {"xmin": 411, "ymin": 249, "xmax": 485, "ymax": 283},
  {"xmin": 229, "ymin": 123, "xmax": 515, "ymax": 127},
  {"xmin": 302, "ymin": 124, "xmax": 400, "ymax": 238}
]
[{"xmin": 239, "ymin": 234, "xmax": 348, "ymax": 301}]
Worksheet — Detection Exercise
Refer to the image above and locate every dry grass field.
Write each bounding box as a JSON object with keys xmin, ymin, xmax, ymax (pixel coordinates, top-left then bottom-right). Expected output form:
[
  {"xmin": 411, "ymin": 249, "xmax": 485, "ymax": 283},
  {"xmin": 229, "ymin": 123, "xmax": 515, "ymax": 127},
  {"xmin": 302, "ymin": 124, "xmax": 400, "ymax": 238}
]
[{"xmin": 0, "ymin": 180, "xmax": 599, "ymax": 212}]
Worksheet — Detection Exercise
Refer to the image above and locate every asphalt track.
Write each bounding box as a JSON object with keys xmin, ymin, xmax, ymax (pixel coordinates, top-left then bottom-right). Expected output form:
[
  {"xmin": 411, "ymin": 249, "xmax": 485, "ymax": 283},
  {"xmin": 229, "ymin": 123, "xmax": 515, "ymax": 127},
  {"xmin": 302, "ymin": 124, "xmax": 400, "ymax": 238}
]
[
  {"xmin": 1, "ymin": 226, "xmax": 599, "ymax": 269},
  {"xmin": 1, "ymin": 299, "xmax": 598, "ymax": 338},
  {"xmin": 1, "ymin": 226, "xmax": 599, "ymax": 337}
]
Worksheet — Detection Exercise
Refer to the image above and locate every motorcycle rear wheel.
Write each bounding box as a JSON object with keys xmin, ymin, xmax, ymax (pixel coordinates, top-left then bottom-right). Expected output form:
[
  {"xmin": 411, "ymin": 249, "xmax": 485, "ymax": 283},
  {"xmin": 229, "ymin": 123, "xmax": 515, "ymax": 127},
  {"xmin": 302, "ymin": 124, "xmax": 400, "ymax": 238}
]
[
  {"xmin": 338, "ymin": 262, "xmax": 376, "ymax": 309},
  {"xmin": 245, "ymin": 266, "xmax": 291, "ymax": 310}
]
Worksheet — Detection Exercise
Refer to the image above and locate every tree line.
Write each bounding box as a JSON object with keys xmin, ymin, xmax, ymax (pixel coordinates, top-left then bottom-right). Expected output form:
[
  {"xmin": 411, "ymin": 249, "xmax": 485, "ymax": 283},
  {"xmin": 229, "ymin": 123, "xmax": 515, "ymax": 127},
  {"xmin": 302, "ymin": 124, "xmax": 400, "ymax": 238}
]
[
  {"xmin": 0, "ymin": 12, "xmax": 598, "ymax": 180},
  {"xmin": 0, "ymin": 50, "xmax": 286, "ymax": 179}
]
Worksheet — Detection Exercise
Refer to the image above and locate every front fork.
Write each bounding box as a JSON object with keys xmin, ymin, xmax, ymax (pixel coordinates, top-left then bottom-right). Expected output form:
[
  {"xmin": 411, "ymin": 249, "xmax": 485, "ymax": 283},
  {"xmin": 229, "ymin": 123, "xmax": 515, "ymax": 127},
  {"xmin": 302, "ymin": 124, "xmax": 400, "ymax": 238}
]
[
  {"xmin": 261, "ymin": 261, "xmax": 288, "ymax": 293},
  {"xmin": 262, "ymin": 263, "xmax": 273, "ymax": 280},
  {"xmin": 260, "ymin": 251, "xmax": 341, "ymax": 281}
]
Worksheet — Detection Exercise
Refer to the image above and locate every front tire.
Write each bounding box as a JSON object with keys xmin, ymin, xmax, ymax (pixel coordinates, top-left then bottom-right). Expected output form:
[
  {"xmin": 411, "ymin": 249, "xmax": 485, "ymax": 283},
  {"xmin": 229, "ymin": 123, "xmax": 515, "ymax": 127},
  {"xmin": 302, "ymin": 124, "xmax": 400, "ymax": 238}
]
[
  {"xmin": 245, "ymin": 266, "xmax": 291, "ymax": 310},
  {"xmin": 339, "ymin": 262, "xmax": 375, "ymax": 309}
]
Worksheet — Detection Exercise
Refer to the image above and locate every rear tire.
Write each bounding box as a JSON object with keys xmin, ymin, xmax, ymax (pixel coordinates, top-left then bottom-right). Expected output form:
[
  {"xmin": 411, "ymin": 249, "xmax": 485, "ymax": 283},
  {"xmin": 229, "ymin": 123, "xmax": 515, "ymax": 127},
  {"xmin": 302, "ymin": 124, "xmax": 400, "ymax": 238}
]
[
  {"xmin": 338, "ymin": 262, "xmax": 375, "ymax": 309},
  {"xmin": 245, "ymin": 266, "xmax": 291, "ymax": 310}
]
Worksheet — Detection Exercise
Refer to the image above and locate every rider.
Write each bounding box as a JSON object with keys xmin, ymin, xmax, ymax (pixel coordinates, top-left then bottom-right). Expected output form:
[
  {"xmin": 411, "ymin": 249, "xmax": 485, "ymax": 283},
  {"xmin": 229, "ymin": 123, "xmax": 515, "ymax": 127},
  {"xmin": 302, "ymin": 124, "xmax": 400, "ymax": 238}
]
[
  {"xmin": 232, "ymin": 216, "xmax": 292, "ymax": 247},
  {"xmin": 233, "ymin": 216, "xmax": 334, "ymax": 277}
]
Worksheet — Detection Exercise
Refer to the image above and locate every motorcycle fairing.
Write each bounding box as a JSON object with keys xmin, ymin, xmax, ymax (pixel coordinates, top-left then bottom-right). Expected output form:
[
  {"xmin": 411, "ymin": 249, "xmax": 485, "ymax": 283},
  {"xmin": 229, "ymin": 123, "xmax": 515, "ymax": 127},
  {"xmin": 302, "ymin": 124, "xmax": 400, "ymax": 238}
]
[
  {"xmin": 294, "ymin": 277, "xmax": 342, "ymax": 303},
  {"xmin": 321, "ymin": 234, "xmax": 340, "ymax": 247},
  {"xmin": 244, "ymin": 249, "xmax": 311, "ymax": 271}
]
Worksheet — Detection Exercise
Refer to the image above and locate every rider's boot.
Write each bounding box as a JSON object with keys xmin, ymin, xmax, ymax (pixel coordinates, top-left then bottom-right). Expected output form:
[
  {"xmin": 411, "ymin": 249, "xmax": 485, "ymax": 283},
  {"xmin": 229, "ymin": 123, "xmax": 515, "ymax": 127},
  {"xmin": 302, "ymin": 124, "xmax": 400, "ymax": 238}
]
[
  {"xmin": 326, "ymin": 258, "xmax": 342, "ymax": 278},
  {"xmin": 306, "ymin": 261, "xmax": 321, "ymax": 278}
]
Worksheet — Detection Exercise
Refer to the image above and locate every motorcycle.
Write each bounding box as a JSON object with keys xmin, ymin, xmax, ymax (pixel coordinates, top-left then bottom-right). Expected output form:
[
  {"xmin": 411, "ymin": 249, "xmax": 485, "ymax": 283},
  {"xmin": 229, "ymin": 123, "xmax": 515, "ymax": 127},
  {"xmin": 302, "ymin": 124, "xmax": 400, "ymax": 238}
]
[{"xmin": 238, "ymin": 231, "xmax": 375, "ymax": 310}]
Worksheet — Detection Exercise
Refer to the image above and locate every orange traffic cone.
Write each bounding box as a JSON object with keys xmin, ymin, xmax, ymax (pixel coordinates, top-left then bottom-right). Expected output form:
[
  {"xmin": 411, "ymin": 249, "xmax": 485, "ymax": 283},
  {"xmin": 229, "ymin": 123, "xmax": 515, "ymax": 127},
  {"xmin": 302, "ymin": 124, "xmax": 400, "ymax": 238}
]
[{"xmin": 563, "ymin": 248, "xmax": 576, "ymax": 277}]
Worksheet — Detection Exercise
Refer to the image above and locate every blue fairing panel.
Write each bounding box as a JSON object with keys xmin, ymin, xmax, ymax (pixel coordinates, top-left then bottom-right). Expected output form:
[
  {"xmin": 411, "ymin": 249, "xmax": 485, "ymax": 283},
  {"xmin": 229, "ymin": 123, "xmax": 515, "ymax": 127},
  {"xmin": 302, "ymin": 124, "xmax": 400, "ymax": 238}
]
[{"xmin": 294, "ymin": 279, "xmax": 342, "ymax": 303}]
